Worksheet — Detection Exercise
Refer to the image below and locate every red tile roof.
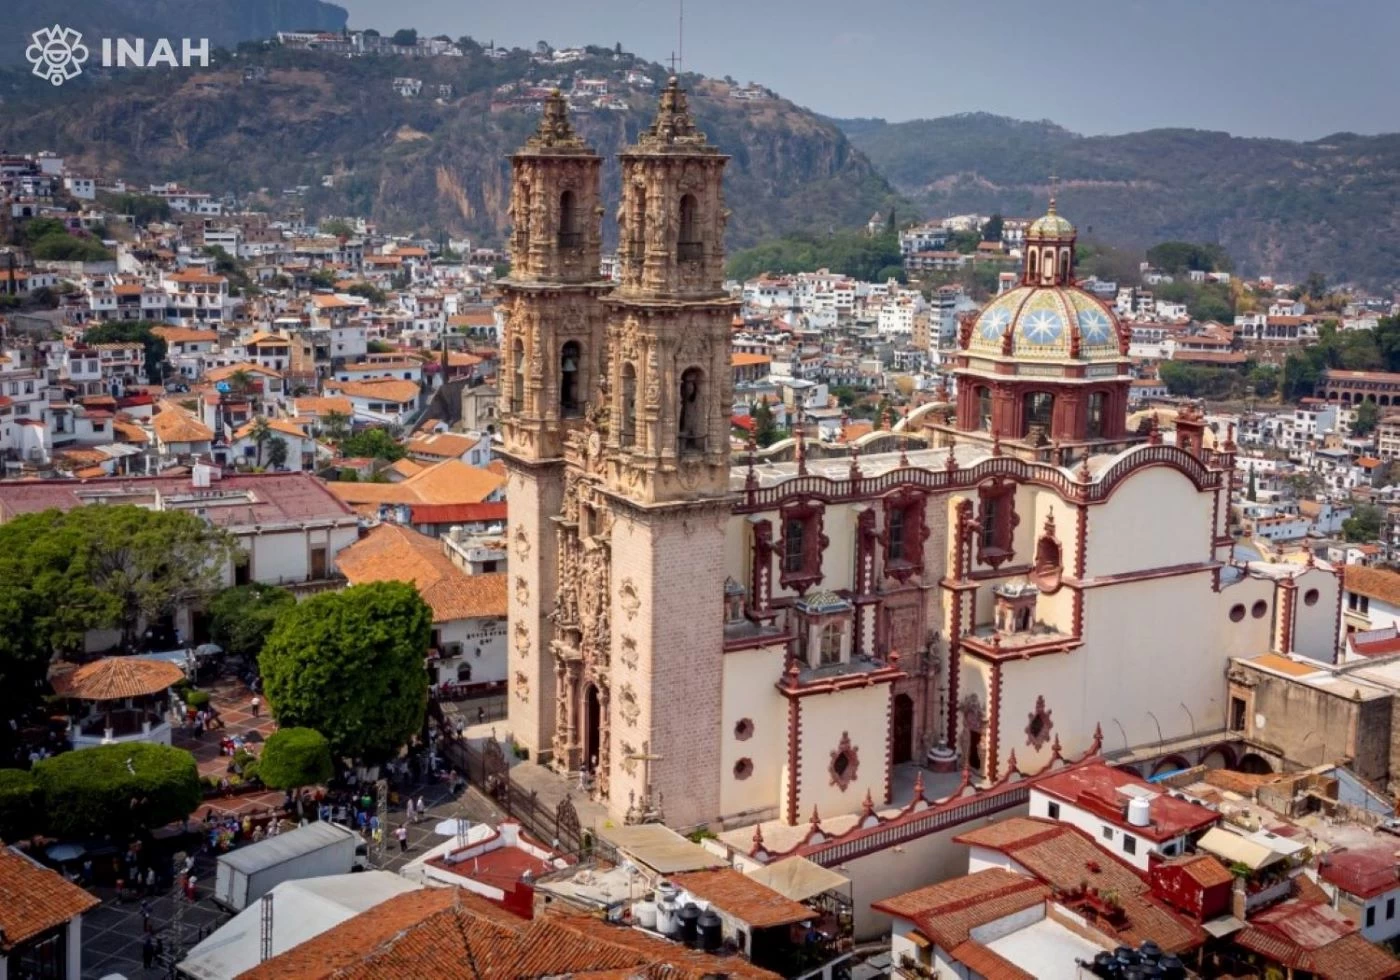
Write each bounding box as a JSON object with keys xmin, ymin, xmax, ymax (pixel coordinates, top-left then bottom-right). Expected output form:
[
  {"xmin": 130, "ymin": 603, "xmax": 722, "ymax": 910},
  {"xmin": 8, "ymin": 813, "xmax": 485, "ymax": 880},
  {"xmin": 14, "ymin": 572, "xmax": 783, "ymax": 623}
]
[
  {"xmin": 243, "ymin": 886, "xmax": 776, "ymax": 980},
  {"xmin": 407, "ymin": 502, "xmax": 507, "ymax": 525},
  {"xmin": 0, "ymin": 846, "xmax": 99, "ymax": 953},
  {"xmin": 669, "ymin": 868, "xmax": 813, "ymax": 928},
  {"xmin": 1319, "ymin": 847, "xmax": 1400, "ymax": 900},
  {"xmin": 1033, "ymin": 763, "xmax": 1219, "ymax": 842},
  {"xmin": 1236, "ymin": 900, "xmax": 1400, "ymax": 979},
  {"xmin": 952, "ymin": 818, "xmax": 1205, "ymax": 954},
  {"xmin": 871, "ymin": 868, "xmax": 1049, "ymax": 950},
  {"xmin": 949, "ymin": 940, "xmax": 1036, "ymax": 980}
]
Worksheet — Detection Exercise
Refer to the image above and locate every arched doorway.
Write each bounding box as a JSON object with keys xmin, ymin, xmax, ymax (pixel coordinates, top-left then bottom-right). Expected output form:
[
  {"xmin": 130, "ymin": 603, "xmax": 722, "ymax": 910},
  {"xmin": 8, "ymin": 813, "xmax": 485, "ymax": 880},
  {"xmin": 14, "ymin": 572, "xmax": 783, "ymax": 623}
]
[
  {"xmin": 891, "ymin": 694, "xmax": 914, "ymax": 765},
  {"xmin": 1237, "ymin": 752, "xmax": 1274, "ymax": 775},
  {"xmin": 584, "ymin": 684, "xmax": 601, "ymax": 773}
]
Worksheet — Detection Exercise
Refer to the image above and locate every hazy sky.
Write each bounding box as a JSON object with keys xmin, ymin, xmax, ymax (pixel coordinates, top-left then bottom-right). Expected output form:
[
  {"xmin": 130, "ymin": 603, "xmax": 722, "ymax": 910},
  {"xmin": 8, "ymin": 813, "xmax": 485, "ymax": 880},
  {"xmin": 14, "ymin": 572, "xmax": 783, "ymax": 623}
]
[{"xmin": 337, "ymin": 0, "xmax": 1400, "ymax": 140}]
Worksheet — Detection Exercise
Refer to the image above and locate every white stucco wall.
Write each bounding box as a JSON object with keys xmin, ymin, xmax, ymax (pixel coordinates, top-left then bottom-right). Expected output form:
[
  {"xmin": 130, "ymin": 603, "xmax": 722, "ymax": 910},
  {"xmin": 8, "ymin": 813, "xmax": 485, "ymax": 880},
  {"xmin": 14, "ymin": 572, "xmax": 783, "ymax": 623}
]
[
  {"xmin": 719, "ymin": 644, "xmax": 788, "ymax": 820},
  {"xmin": 792, "ymin": 683, "xmax": 890, "ymax": 822},
  {"xmin": 1083, "ymin": 466, "xmax": 1213, "ymax": 579}
]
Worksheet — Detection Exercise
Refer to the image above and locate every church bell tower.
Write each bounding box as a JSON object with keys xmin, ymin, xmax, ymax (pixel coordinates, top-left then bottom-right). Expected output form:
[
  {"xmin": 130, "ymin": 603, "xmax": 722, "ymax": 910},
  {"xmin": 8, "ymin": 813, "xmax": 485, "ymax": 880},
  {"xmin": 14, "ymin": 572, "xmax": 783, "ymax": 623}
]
[
  {"xmin": 599, "ymin": 79, "xmax": 740, "ymax": 826},
  {"xmin": 498, "ymin": 92, "xmax": 612, "ymax": 758}
]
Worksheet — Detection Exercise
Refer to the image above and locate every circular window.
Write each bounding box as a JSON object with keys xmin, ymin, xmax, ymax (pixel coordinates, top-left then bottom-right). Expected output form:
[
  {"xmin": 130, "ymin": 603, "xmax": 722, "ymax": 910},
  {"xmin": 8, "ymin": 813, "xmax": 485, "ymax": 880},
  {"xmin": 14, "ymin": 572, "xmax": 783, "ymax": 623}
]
[
  {"xmin": 1304, "ymin": 588, "xmax": 1320, "ymax": 606},
  {"xmin": 733, "ymin": 758, "xmax": 753, "ymax": 780},
  {"xmin": 734, "ymin": 718, "xmax": 754, "ymax": 741},
  {"xmin": 1252, "ymin": 600, "xmax": 1268, "ymax": 619},
  {"xmin": 1229, "ymin": 604, "xmax": 1246, "ymax": 622}
]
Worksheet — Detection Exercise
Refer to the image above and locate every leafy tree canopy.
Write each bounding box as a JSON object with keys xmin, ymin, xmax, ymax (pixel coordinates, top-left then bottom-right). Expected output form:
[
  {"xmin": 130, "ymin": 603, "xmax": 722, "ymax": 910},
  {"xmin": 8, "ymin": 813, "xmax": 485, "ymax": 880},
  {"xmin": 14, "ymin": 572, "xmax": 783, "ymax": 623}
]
[
  {"xmin": 209, "ymin": 585, "xmax": 295, "ymax": 662},
  {"xmin": 1353, "ymin": 399, "xmax": 1380, "ymax": 437},
  {"xmin": 1158, "ymin": 360, "xmax": 1248, "ymax": 400},
  {"xmin": 82, "ymin": 320, "xmax": 168, "ymax": 384},
  {"xmin": 340, "ymin": 427, "xmax": 406, "ymax": 462},
  {"xmin": 0, "ymin": 769, "xmax": 38, "ymax": 840},
  {"xmin": 391, "ymin": 29, "xmax": 418, "ymax": 46},
  {"xmin": 259, "ymin": 582, "xmax": 431, "ymax": 761},
  {"xmin": 750, "ymin": 400, "xmax": 782, "ymax": 448},
  {"xmin": 726, "ymin": 230, "xmax": 903, "ymax": 283},
  {"xmin": 981, "ymin": 214, "xmax": 1004, "ymax": 242},
  {"xmin": 1344, "ymin": 503, "xmax": 1385, "ymax": 543},
  {"xmin": 257, "ymin": 727, "xmax": 333, "ymax": 791},
  {"xmin": 1144, "ymin": 241, "xmax": 1233, "ymax": 275},
  {"xmin": 33, "ymin": 742, "xmax": 201, "ymax": 839}
]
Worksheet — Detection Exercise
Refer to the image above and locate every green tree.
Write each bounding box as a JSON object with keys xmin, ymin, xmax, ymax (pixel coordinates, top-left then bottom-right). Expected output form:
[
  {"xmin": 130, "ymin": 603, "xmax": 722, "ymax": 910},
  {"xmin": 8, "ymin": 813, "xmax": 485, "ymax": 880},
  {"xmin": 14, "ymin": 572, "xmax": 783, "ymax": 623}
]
[
  {"xmin": 82, "ymin": 321, "xmax": 168, "ymax": 384},
  {"xmin": 1344, "ymin": 503, "xmax": 1384, "ymax": 543},
  {"xmin": 340, "ymin": 427, "xmax": 406, "ymax": 461},
  {"xmin": 309, "ymin": 269, "xmax": 337, "ymax": 289},
  {"xmin": 1353, "ymin": 399, "xmax": 1380, "ymax": 437},
  {"xmin": 267, "ymin": 437, "xmax": 289, "ymax": 470},
  {"xmin": 321, "ymin": 219, "xmax": 354, "ymax": 238},
  {"xmin": 257, "ymin": 727, "xmax": 333, "ymax": 791},
  {"xmin": 982, "ymin": 214, "xmax": 1004, "ymax": 242},
  {"xmin": 209, "ymin": 584, "xmax": 295, "ymax": 662},
  {"xmin": 1246, "ymin": 468, "xmax": 1258, "ymax": 502},
  {"xmin": 248, "ymin": 417, "xmax": 271, "ymax": 466},
  {"xmin": 321, "ymin": 410, "xmax": 351, "ymax": 445},
  {"xmin": 33, "ymin": 742, "xmax": 201, "ymax": 839},
  {"xmin": 1145, "ymin": 241, "xmax": 1232, "ymax": 274},
  {"xmin": 346, "ymin": 282, "xmax": 386, "ymax": 304},
  {"xmin": 1247, "ymin": 364, "xmax": 1280, "ymax": 399},
  {"xmin": 260, "ymin": 583, "xmax": 431, "ymax": 761},
  {"xmin": 0, "ymin": 769, "xmax": 38, "ymax": 840},
  {"xmin": 750, "ymin": 400, "xmax": 781, "ymax": 447},
  {"xmin": 1302, "ymin": 271, "xmax": 1328, "ymax": 302},
  {"xmin": 392, "ymin": 28, "xmax": 418, "ymax": 46},
  {"xmin": 948, "ymin": 230, "xmax": 981, "ymax": 254}
]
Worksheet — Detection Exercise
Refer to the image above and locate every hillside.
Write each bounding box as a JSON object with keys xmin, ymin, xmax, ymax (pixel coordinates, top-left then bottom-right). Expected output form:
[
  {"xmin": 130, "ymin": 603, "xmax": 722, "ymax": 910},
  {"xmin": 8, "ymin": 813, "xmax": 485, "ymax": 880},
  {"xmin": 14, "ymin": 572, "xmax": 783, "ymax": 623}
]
[
  {"xmin": 0, "ymin": 45, "xmax": 899, "ymax": 249},
  {"xmin": 6, "ymin": 0, "xmax": 348, "ymax": 61},
  {"xmin": 838, "ymin": 113, "xmax": 1400, "ymax": 289}
]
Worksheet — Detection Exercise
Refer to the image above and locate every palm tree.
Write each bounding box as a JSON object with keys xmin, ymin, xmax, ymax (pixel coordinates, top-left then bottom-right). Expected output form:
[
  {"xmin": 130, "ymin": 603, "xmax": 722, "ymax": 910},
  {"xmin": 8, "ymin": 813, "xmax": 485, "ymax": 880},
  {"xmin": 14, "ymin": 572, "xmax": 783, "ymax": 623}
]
[
  {"xmin": 228, "ymin": 369, "xmax": 255, "ymax": 396},
  {"xmin": 267, "ymin": 437, "xmax": 289, "ymax": 470},
  {"xmin": 249, "ymin": 417, "xmax": 271, "ymax": 467},
  {"xmin": 322, "ymin": 410, "xmax": 351, "ymax": 446}
]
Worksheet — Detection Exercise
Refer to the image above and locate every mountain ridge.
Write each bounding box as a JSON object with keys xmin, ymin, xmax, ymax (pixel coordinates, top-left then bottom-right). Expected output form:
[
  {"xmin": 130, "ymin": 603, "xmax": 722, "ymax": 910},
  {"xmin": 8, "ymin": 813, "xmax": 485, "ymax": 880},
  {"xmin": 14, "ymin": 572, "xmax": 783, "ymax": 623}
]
[
  {"xmin": 836, "ymin": 113, "xmax": 1400, "ymax": 289},
  {"xmin": 0, "ymin": 45, "xmax": 900, "ymax": 250}
]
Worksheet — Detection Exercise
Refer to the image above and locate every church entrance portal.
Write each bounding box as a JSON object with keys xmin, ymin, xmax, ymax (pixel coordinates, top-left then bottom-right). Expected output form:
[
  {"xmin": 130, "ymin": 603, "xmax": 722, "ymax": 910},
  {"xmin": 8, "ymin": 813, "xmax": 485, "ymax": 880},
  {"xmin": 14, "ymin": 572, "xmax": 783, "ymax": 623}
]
[{"xmin": 892, "ymin": 694, "xmax": 915, "ymax": 764}]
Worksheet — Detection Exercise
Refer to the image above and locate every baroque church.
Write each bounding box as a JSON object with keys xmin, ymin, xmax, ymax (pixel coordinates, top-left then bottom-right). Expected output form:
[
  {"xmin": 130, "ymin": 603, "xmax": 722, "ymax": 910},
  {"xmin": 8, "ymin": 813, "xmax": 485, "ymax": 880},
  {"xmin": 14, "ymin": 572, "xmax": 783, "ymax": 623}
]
[{"xmin": 498, "ymin": 83, "xmax": 1341, "ymax": 832}]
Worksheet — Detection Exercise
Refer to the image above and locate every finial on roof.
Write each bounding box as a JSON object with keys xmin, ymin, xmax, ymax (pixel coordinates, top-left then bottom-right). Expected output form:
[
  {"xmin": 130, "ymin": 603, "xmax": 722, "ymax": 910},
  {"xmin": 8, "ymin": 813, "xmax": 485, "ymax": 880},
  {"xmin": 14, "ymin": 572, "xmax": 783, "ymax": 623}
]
[
  {"xmin": 525, "ymin": 90, "xmax": 586, "ymax": 150},
  {"xmin": 751, "ymin": 823, "xmax": 765, "ymax": 850},
  {"xmin": 638, "ymin": 75, "xmax": 710, "ymax": 149},
  {"xmin": 912, "ymin": 769, "xmax": 926, "ymax": 800},
  {"xmin": 860, "ymin": 788, "xmax": 875, "ymax": 818},
  {"xmin": 794, "ymin": 425, "xmax": 807, "ymax": 476},
  {"xmin": 809, "ymin": 804, "xmax": 821, "ymax": 828}
]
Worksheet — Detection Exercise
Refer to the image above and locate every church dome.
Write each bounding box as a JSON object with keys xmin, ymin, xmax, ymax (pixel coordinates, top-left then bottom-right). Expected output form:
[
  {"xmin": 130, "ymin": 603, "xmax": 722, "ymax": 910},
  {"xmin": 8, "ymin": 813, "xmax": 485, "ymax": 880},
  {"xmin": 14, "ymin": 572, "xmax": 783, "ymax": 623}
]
[
  {"xmin": 967, "ymin": 284, "xmax": 1125, "ymax": 361},
  {"xmin": 1025, "ymin": 201, "xmax": 1075, "ymax": 241}
]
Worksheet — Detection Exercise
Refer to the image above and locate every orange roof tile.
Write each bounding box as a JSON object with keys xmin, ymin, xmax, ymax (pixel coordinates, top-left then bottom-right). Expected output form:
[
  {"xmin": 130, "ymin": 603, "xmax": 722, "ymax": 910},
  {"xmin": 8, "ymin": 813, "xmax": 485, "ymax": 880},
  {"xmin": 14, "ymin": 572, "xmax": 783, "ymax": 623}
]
[
  {"xmin": 0, "ymin": 847, "xmax": 99, "ymax": 952},
  {"xmin": 1344, "ymin": 565, "xmax": 1400, "ymax": 607},
  {"xmin": 51, "ymin": 656, "xmax": 184, "ymax": 700},
  {"xmin": 327, "ymin": 459, "xmax": 505, "ymax": 514},
  {"xmin": 668, "ymin": 868, "xmax": 812, "ymax": 928},
  {"xmin": 326, "ymin": 378, "xmax": 421, "ymax": 404},
  {"xmin": 151, "ymin": 407, "xmax": 214, "ymax": 444},
  {"xmin": 337, "ymin": 524, "xmax": 506, "ymax": 622},
  {"xmin": 871, "ymin": 868, "xmax": 1049, "ymax": 950}
]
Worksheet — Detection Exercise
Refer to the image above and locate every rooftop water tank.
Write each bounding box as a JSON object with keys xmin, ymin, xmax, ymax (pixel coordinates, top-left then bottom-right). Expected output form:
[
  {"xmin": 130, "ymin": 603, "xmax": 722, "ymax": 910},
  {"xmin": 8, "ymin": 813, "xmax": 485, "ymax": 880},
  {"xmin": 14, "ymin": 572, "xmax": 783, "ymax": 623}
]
[
  {"xmin": 698, "ymin": 909, "xmax": 723, "ymax": 952},
  {"xmin": 1127, "ymin": 797, "xmax": 1152, "ymax": 828},
  {"xmin": 633, "ymin": 901, "xmax": 657, "ymax": 930}
]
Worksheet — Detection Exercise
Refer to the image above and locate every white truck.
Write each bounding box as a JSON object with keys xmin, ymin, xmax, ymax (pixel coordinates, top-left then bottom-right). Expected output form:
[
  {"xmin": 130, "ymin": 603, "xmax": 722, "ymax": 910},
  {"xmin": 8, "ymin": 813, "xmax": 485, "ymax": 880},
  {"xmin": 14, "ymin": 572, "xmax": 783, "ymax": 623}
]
[{"xmin": 213, "ymin": 822, "xmax": 367, "ymax": 911}]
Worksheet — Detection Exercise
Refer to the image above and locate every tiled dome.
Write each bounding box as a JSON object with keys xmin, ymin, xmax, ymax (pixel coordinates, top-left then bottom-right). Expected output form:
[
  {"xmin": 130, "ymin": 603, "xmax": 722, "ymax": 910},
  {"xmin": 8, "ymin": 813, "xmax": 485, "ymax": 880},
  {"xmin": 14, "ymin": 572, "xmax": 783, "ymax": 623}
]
[{"xmin": 967, "ymin": 284, "xmax": 1125, "ymax": 361}]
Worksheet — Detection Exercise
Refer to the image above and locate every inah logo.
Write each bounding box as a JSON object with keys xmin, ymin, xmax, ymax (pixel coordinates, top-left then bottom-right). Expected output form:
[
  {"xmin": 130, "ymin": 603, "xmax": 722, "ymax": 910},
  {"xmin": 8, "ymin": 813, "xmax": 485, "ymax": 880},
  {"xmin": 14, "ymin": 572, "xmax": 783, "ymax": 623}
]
[
  {"xmin": 26, "ymin": 25, "xmax": 89, "ymax": 86},
  {"xmin": 23, "ymin": 24, "xmax": 210, "ymax": 86}
]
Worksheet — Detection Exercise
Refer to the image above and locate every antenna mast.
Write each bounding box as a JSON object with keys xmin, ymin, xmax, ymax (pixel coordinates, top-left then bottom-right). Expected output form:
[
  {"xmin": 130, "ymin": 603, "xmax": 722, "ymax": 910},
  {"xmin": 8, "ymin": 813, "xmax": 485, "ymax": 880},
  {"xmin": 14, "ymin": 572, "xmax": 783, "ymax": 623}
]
[{"xmin": 678, "ymin": 0, "xmax": 684, "ymax": 74}]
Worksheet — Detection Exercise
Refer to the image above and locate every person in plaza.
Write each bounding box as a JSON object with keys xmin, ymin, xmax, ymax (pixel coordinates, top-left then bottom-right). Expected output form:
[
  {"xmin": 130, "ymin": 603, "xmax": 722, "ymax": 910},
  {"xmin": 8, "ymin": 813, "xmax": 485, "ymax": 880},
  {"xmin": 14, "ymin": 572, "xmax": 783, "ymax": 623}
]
[
  {"xmin": 250, "ymin": 694, "xmax": 260, "ymax": 717},
  {"xmin": 395, "ymin": 824, "xmax": 408, "ymax": 853},
  {"xmin": 405, "ymin": 797, "xmax": 415, "ymax": 823},
  {"xmin": 145, "ymin": 866, "xmax": 156, "ymax": 895},
  {"xmin": 415, "ymin": 795, "xmax": 425, "ymax": 821},
  {"xmin": 142, "ymin": 934, "xmax": 155, "ymax": 970}
]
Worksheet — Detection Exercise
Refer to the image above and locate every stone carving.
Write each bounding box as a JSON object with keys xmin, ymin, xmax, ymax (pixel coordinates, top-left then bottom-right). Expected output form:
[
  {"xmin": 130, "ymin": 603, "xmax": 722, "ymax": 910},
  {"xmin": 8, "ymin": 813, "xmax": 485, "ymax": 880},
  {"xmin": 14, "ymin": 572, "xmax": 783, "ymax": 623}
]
[
  {"xmin": 618, "ymin": 682, "xmax": 640, "ymax": 727},
  {"xmin": 514, "ymin": 524, "xmax": 531, "ymax": 561},
  {"xmin": 828, "ymin": 731, "xmax": 860, "ymax": 792},
  {"xmin": 513, "ymin": 620, "xmax": 530, "ymax": 657},
  {"xmin": 514, "ymin": 669, "xmax": 530, "ymax": 702},
  {"xmin": 619, "ymin": 578, "xmax": 641, "ymax": 620},
  {"xmin": 619, "ymin": 635, "xmax": 638, "ymax": 670},
  {"xmin": 1025, "ymin": 695, "xmax": 1055, "ymax": 752},
  {"xmin": 514, "ymin": 575, "xmax": 529, "ymax": 606},
  {"xmin": 619, "ymin": 740, "xmax": 639, "ymax": 776}
]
